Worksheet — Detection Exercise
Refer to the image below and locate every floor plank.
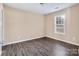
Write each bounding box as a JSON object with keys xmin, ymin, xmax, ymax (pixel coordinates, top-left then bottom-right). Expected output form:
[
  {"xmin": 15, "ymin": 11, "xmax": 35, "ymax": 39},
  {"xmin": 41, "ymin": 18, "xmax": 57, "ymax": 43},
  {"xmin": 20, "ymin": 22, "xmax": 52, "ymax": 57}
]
[{"xmin": 2, "ymin": 37, "xmax": 79, "ymax": 56}]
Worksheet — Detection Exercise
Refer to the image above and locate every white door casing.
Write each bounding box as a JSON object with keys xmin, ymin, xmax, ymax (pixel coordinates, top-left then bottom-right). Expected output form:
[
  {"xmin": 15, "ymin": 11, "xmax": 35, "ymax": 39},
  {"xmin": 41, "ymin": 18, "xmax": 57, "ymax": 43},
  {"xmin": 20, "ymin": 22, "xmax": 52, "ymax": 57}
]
[{"xmin": 0, "ymin": 4, "xmax": 3, "ymax": 56}]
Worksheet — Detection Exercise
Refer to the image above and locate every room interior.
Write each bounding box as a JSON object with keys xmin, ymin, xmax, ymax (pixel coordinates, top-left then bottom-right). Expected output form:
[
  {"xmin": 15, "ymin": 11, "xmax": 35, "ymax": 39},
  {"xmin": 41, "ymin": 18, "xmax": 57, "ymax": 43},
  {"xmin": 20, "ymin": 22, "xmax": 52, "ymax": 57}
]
[{"xmin": 0, "ymin": 3, "xmax": 79, "ymax": 56}]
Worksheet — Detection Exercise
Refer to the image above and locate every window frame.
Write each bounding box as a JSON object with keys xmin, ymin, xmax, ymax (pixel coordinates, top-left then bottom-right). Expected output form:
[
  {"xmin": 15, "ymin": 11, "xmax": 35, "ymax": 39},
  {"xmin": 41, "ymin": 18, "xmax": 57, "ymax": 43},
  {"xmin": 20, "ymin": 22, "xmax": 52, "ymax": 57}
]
[{"xmin": 54, "ymin": 14, "xmax": 65, "ymax": 35}]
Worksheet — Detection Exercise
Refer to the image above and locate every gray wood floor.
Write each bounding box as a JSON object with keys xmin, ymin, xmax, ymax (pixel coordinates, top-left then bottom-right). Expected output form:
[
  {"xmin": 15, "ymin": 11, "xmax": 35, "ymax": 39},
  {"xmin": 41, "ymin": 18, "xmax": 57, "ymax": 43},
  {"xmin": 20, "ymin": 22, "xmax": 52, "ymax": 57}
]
[{"xmin": 2, "ymin": 37, "xmax": 79, "ymax": 56}]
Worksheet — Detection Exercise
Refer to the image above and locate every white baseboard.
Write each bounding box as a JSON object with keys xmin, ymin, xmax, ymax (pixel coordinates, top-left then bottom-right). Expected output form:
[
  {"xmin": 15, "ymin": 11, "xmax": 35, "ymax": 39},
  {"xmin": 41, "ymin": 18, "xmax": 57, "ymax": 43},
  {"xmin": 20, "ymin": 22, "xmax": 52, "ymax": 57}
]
[
  {"xmin": 47, "ymin": 36, "xmax": 79, "ymax": 46},
  {"xmin": 3, "ymin": 36, "xmax": 44, "ymax": 46},
  {"xmin": 3, "ymin": 36, "xmax": 79, "ymax": 46},
  {"xmin": 0, "ymin": 47, "xmax": 2, "ymax": 56},
  {"xmin": 0, "ymin": 51, "xmax": 1, "ymax": 56}
]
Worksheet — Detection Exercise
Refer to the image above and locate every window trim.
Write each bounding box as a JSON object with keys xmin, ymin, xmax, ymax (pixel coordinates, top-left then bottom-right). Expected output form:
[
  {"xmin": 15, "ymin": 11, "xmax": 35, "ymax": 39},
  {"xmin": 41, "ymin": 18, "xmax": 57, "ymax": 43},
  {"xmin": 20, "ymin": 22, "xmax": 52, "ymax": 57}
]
[{"xmin": 54, "ymin": 14, "xmax": 65, "ymax": 35}]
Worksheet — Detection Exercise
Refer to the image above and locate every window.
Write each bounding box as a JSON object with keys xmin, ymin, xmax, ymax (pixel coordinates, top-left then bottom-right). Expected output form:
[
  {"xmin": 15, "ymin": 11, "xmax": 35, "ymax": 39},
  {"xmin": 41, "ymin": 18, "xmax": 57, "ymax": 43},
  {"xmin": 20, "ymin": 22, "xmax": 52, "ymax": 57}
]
[{"xmin": 54, "ymin": 14, "xmax": 65, "ymax": 34}]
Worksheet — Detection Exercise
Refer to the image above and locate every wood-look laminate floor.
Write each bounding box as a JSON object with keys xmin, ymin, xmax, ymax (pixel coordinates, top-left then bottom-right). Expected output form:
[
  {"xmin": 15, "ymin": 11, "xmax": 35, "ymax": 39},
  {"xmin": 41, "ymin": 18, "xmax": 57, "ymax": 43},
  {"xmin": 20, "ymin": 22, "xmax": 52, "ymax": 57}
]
[{"xmin": 2, "ymin": 37, "xmax": 79, "ymax": 56}]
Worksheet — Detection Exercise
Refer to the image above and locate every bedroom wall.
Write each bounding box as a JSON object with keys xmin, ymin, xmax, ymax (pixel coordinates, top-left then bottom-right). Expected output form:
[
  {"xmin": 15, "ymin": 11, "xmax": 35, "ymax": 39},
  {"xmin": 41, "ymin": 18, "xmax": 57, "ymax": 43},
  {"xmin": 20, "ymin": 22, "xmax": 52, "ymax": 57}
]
[
  {"xmin": 3, "ymin": 4, "xmax": 79, "ymax": 46},
  {"xmin": 3, "ymin": 5, "xmax": 45, "ymax": 45},
  {"xmin": 45, "ymin": 4, "xmax": 79, "ymax": 46}
]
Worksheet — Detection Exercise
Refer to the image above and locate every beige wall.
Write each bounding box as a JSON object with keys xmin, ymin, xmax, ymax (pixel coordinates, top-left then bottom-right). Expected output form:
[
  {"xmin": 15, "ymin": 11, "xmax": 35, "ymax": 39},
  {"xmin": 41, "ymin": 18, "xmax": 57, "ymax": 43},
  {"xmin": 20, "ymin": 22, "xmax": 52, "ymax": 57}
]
[
  {"xmin": 3, "ymin": 4, "xmax": 79, "ymax": 46},
  {"xmin": 3, "ymin": 6, "xmax": 45, "ymax": 45},
  {"xmin": 45, "ymin": 5, "xmax": 79, "ymax": 45},
  {"xmin": 70, "ymin": 5, "xmax": 79, "ymax": 45}
]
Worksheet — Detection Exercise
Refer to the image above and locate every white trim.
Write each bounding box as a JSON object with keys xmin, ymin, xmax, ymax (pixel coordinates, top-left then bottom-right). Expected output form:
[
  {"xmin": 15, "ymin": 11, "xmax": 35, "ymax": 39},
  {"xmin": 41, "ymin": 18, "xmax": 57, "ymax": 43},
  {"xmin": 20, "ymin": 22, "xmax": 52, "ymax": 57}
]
[
  {"xmin": 0, "ymin": 44, "xmax": 2, "ymax": 55},
  {"xmin": 0, "ymin": 4, "xmax": 3, "ymax": 56},
  {"xmin": 2, "ymin": 5, "xmax": 5, "ymax": 44},
  {"xmin": 54, "ymin": 14, "xmax": 65, "ymax": 35},
  {"xmin": 3, "ymin": 36, "xmax": 79, "ymax": 46},
  {"xmin": 47, "ymin": 36, "xmax": 79, "ymax": 46},
  {"xmin": 0, "ymin": 49, "xmax": 2, "ymax": 56},
  {"xmin": 3, "ymin": 36, "xmax": 44, "ymax": 46}
]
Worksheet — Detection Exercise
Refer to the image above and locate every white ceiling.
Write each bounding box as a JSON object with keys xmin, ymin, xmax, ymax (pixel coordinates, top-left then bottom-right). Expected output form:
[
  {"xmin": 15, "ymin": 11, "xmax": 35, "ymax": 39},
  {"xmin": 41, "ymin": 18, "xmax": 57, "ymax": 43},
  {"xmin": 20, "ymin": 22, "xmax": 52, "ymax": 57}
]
[{"xmin": 4, "ymin": 3, "xmax": 76, "ymax": 15}]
